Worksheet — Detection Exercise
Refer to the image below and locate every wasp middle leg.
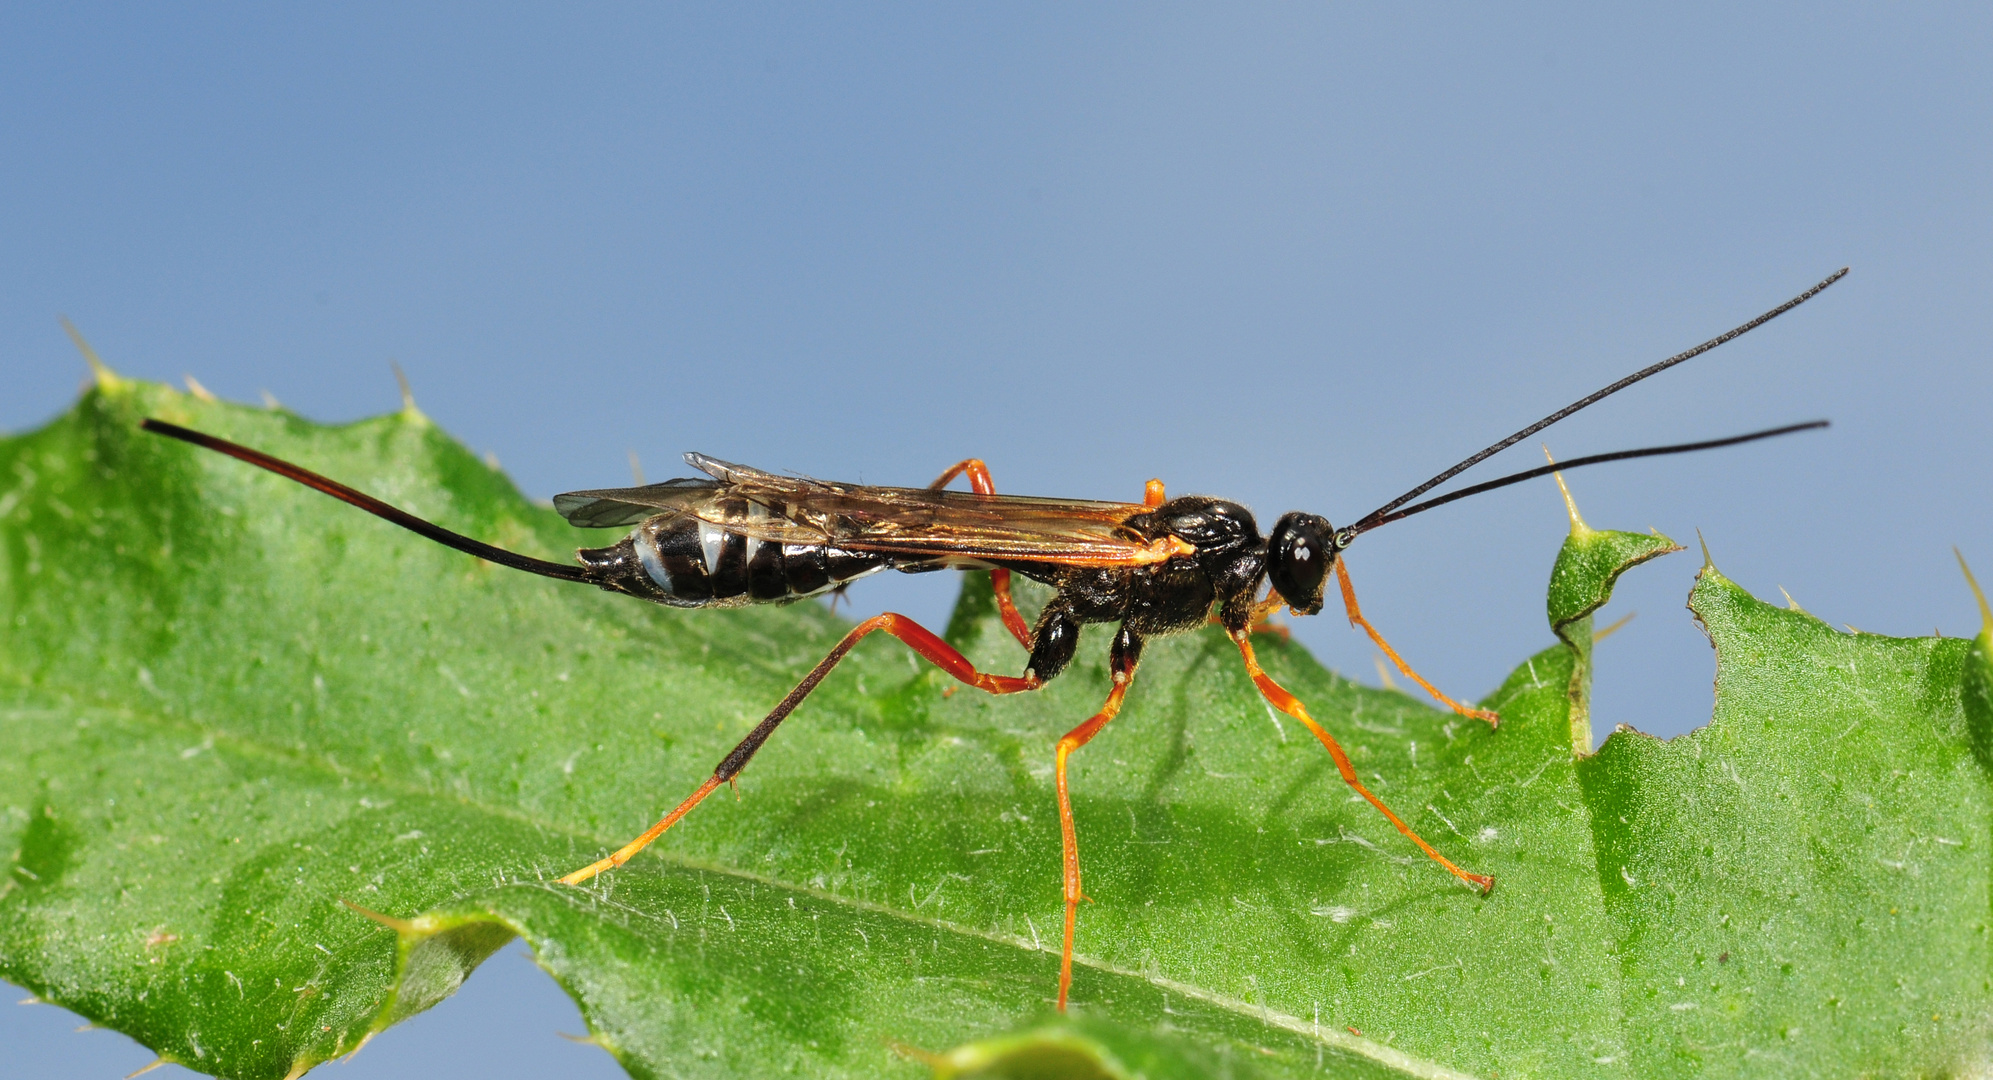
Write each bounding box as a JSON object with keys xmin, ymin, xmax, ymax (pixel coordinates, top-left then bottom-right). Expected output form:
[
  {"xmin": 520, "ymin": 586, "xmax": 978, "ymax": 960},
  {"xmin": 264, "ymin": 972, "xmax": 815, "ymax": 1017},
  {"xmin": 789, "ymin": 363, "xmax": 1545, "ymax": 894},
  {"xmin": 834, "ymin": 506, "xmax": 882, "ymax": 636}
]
[
  {"xmin": 560, "ymin": 612, "xmax": 1040, "ymax": 885},
  {"xmin": 1052, "ymin": 624, "xmax": 1142, "ymax": 1010},
  {"xmin": 929, "ymin": 458, "xmax": 1033, "ymax": 650}
]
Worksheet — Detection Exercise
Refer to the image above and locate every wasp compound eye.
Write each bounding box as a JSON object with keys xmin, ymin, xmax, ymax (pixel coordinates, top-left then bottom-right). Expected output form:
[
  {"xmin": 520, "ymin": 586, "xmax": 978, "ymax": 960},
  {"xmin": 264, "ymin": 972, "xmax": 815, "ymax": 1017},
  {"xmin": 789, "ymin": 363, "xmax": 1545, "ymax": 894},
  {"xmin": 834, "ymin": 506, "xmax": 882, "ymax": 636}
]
[{"xmin": 1266, "ymin": 512, "xmax": 1334, "ymax": 615}]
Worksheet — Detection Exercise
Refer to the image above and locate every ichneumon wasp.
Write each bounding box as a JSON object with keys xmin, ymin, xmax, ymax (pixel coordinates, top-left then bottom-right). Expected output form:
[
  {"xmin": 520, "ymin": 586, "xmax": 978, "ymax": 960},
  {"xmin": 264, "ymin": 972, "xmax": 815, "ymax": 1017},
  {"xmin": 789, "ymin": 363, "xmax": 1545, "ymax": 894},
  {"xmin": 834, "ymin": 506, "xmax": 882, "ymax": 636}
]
[{"xmin": 142, "ymin": 268, "xmax": 1844, "ymax": 1009}]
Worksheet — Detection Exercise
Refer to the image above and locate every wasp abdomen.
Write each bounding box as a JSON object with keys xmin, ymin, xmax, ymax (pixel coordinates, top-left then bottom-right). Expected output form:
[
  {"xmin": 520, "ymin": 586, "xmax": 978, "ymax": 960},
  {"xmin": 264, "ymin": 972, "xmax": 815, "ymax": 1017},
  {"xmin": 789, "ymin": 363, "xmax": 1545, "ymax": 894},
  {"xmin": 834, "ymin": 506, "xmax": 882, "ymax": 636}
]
[{"xmin": 581, "ymin": 513, "xmax": 885, "ymax": 608}]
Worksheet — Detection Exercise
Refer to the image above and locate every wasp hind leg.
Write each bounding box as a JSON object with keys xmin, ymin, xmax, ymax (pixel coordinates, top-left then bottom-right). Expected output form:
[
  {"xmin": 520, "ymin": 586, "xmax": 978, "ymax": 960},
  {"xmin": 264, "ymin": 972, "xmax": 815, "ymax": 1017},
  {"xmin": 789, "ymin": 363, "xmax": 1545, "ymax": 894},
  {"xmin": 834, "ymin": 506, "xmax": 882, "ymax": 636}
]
[
  {"xmin": 1232, "ymin": 631, "xmax": 1493, "ymax": 894},
  {"xmin": 559, "ymin": 612, "xmax": 1041, "ymax": 885},
  {"xmin": 1052, "ymin": 625, "xmax": 1143, "ymax": 1011},
  {"xmin": 1334, "ymin": 557, "xmax": 1498, "ymax": 725},
  {"xmin": 929, "ymin": 458, "xmax": 1032, "ymax": 649}
]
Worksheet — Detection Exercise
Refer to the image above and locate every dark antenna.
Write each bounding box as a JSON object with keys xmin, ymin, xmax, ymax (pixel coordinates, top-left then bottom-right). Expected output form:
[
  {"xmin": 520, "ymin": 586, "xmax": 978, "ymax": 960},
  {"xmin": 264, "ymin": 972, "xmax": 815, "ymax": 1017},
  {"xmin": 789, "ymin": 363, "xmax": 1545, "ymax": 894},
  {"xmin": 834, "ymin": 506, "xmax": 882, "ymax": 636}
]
[
  {"xmin": 140, "ymin": 418, "xmax": 594, "ymax": 584},
  {"xmin": 1344, "ymin": 268, "xmax": 1848, "ymax": 539},
  {"xmin": 1345, "ymin": 419, "xmax": 1827, "ymax": 537}
]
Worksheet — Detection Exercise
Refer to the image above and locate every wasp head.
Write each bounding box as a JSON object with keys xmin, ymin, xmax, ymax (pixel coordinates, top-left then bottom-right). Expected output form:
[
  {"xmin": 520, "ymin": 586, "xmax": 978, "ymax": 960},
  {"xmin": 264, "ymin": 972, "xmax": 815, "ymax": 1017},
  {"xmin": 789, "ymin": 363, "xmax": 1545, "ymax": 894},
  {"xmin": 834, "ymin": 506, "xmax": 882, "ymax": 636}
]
[{"xmin": 1265, "ymin": 512, "xmax": 1338, "ymax": 616}]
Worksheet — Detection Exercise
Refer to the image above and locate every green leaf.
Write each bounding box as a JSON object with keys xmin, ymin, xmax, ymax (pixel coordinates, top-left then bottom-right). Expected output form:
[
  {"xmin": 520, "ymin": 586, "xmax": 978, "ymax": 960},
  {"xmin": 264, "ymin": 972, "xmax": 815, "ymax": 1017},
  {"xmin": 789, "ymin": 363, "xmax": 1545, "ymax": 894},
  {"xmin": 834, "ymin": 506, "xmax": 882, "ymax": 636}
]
[
  {"xmin": 1576, "ymin": 565, "xmax": 1989, "ymax": 1074},
  {"xmin": 1543, "ymin": 475, "xmax": 1682, "ymax": 753},
  {"xmin": 2, "ymin": 379, "xmax": 1986, "ymax": 1078}
]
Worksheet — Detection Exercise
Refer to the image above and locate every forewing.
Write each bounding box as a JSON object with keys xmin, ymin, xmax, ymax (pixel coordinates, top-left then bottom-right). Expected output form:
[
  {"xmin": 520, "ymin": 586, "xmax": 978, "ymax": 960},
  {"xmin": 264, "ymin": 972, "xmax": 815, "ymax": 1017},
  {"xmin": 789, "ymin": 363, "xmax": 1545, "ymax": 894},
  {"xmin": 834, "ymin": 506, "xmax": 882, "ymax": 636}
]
[
  {"xmin": 554, "ymin": 455, "xmax": 836, "ymax": 537},
  {"xmin": 705, "ymin": 485, "xmax": 1159, "ymax": 564},
  {"xmin": 557, "ymin": 454, "xmax": 1163, "ymax": 565},
  {"xmin": 552, "ymin": 478, "xmax": 723, "ymax": 529}
]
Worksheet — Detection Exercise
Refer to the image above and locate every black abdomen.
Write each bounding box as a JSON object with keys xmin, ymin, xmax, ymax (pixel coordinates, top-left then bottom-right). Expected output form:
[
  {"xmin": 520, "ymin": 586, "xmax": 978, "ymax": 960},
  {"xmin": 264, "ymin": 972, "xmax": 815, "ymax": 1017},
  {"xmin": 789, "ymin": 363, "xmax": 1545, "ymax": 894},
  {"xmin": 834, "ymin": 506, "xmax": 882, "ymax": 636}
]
[{"xmin": 579, "ymin": 512, "xmax": 888, "ymax": 608}]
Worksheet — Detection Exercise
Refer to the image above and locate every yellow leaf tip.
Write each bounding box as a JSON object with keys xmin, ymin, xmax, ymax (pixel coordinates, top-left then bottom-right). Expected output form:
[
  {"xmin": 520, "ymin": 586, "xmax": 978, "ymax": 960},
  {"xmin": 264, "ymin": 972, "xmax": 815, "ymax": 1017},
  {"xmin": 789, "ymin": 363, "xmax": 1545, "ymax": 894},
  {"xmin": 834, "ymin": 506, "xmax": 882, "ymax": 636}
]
[
  {"xmin": 1956, "ymin": 548, "xmax": 1993, "ymax": 634},
  {"xmin": 1594, "ymin": 611, "xmax": 1636, "ymax": 642},
  {"xmin": 390, "ymin": 361, "xmax": 429, "ymax": 424},
  {"xmin": 1696, "ymin": 529, "xmax": 1715, "ymax": 572},
  {"xmin": 340, "ymin": 1029, "xmax": 378, "ymax": 1063},
  {"xmin": 339, "ymin": 898, "xmax": 415, "ymax": 934},
  {"xmin": 59, "ymin": 317, "xmax": 124, "ymax": 392},
  {"xmin": 1541, "ymin": 445, "xmax": 1592, "ymax": 536},
  {"xmin": 1373, "ymin": 655, "xmax": 1398, "ymax": 692},
  {"xmin": 886, "ymin": 1040, "xmax": 946, "ymax": 1069},
  {"xmin": 125, "ymin": 1058, "xmax": 167, "ymax": 1079},
  {"xmin": 182, "ymin": 374, "xmax": 217, "ymax": 402}
]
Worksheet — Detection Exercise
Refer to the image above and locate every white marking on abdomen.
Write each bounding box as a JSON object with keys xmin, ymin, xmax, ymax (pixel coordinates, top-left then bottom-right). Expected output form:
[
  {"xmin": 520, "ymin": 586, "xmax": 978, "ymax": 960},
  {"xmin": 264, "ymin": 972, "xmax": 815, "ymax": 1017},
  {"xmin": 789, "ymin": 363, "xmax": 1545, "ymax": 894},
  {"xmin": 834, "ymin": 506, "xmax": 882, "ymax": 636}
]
[
  {"xmin": 742, "ymin": 501, "xmax": 769, "ymax": 565},
  {"xmin": 698, "ymin": 521, "xmax": 725, "ymax": 578},
  {"xmin": 636, "ymin": 533, "xmax": 674, "ymax": 591}
]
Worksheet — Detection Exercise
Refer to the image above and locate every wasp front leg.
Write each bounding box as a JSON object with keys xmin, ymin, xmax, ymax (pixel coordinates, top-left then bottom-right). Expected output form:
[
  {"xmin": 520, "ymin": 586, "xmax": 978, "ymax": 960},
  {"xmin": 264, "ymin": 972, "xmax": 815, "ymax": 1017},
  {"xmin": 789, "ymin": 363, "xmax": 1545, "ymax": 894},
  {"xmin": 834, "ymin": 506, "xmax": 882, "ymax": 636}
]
[
  {"xmin": 1334, "ymin": 557, "xmax": 1498, "ymax": 725},
  {"xmin": 1232, "ymin": 631, "xmax": 1492, "ymax": 893},
  {"xmin": 1209, "ymin": 585, "xmax": 1292, "ymax": 640}
]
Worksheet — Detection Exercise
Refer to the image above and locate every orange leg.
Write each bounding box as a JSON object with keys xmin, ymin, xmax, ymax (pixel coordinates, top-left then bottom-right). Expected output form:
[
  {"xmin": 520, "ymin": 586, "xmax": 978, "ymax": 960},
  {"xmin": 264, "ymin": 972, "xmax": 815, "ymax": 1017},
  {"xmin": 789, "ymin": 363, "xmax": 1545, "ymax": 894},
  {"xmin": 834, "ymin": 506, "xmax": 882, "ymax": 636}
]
[
  {"xmin": 1144, "ymin": 478, "xmax": 1167, "ymax": 507},
  {"xmin": 1207, "ymin": 588, "xmax": 1292, "ymax": 640},
  {"xmin": 931, "ymin": 458, "xmax": 1033, "ymax": 650},
  {"xmin": 1249, "ymin": 593, "xmax": 1290, "ymax": 634},
  {"xmin": 560, "ymin": 612, "xmax": 1040, "ymax": 885},
  {"xmin": 1233, "ymin": 631, "xmax": 1493, "ymax": 894},
  {"xmin": 1053, "ymin": 651, "xmax": 1139, "ymax": 1011},
  {"xmin": 1334, "ymin": 558, "xmax": 1499, "ymax": 726}
]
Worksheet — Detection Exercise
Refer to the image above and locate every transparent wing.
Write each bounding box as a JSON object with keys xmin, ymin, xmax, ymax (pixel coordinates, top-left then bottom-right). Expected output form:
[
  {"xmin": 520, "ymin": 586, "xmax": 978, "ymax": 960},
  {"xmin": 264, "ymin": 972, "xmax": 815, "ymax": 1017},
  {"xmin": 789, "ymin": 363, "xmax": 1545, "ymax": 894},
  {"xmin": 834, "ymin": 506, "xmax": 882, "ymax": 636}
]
[
  {"xmin": 706, "ymin": 485, "xmax": 1163, "ymax": 564},
  {"xmin": 554, "ymin": 454, "xmax": 1171, "ymax": 565},
  {"xmin": 552, "ymin": 477, "xmax": 723, "ymax": 529}
]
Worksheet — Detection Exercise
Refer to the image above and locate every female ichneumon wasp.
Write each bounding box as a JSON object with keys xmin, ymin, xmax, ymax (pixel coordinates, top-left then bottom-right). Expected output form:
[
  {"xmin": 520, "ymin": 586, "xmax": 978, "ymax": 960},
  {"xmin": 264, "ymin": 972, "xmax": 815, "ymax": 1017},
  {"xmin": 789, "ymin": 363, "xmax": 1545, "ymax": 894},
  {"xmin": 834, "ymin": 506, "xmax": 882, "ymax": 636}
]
[{"xmin": 142, "ymin": 268, "xmax": 1844, "ymax": 1009}]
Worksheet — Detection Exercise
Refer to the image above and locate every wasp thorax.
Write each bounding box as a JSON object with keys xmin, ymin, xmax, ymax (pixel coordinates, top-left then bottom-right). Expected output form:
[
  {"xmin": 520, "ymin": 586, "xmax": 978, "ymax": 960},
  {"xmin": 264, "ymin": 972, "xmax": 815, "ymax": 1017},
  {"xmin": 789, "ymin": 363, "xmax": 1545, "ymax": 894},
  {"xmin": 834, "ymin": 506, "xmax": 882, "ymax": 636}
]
[
  {"xmin": 1155, "ymin": 497, "xmax": 1257, "ymax": 551},
  {"xmin": 1266, "ymin": 512, "xmax": 1335, "ymax": 615}
]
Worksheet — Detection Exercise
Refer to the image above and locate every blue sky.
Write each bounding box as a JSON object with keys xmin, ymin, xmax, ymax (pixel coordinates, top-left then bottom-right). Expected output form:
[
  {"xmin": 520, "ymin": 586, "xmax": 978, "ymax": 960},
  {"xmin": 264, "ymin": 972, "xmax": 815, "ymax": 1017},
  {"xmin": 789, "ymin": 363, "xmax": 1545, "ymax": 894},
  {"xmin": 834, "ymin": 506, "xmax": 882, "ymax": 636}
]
[{"xmin": 3, "ymin": 5, "xmax": 1990, "ymax": 1075}]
